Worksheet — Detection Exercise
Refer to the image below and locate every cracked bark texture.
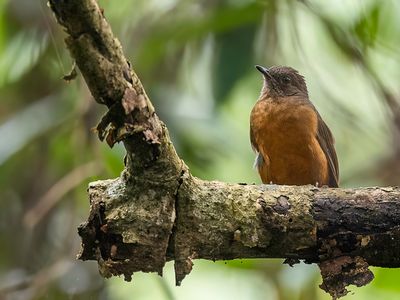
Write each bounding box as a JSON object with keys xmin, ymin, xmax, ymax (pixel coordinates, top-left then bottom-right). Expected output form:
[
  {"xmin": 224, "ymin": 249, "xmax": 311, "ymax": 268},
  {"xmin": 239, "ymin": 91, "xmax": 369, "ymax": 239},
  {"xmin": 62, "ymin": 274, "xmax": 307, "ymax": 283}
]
[{"xmin": 49, "ymin": 1, "xmax": 400, "ymax": 299}]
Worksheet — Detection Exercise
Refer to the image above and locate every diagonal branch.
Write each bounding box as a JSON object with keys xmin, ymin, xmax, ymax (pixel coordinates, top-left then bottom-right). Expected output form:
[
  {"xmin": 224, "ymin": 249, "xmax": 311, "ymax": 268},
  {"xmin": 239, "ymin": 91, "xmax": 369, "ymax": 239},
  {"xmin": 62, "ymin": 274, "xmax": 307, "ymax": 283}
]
[
  {"xmin": 49, "ymin": 1, "xmax": 400, "ymax": 299},
  {"xmin": 49, "ymin": 0, "xmax": 184, "ymax": 278}
]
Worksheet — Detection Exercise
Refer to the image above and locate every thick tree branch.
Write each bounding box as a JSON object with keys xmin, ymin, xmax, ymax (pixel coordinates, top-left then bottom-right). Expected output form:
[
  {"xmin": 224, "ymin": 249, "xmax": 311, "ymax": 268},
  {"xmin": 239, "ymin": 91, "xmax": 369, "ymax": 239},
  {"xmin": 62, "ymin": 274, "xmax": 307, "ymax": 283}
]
[
  {"xmin": 49, "ymin": 1, "xmax": 400, "ymax": 299},
  {"xmin": 49, "ymin": 0, "xmax": 183, "ymax": 276}
]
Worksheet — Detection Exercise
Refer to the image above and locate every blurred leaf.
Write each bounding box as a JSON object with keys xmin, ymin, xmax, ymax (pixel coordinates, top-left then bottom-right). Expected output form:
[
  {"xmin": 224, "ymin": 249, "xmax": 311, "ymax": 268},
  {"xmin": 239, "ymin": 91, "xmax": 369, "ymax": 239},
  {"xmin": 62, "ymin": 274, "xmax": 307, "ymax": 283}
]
[
  {"xmin": 0, "ymin": 29, "xmax": 48, "ymax": 87},
  {"xmin": 320, "ymin": 17, "xmax": 362, "ymax": 62},
  {"xmin": 372, "ymin": 268, "xmax": 400, "ymax": 292},
  {"xmin": 218, "ymin": 258, "xmax": 265, "ymax": 270},
  {"xmin": 135, "ymin": 2, "xmax": 265, "ymax": 72},
  {"xmin": 0, "ymin": 95, "xmax": 71, "ymax": 165},
  {"xmin": 0, "ymin": 1, "xmax": 7, "ymax": 53},
  {"xmin": 213, "ymin": 24, "xmax": 256, "ymax": 104},
  {"xmin": 353, "ymin": 3, "xmax": 381, "ymax": 49},
  {"xmin": 100, "ymin": 142, "xmax": 125, "ymax": 177}
]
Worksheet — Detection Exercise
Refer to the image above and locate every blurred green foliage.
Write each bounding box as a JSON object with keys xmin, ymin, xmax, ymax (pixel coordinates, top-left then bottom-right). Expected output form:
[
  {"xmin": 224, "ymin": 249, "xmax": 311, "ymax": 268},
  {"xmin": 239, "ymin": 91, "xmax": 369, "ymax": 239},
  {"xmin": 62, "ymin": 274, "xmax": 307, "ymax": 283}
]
[{"xmin": 1, "ymin": 0, "xmax": 400, "ymax": 299}]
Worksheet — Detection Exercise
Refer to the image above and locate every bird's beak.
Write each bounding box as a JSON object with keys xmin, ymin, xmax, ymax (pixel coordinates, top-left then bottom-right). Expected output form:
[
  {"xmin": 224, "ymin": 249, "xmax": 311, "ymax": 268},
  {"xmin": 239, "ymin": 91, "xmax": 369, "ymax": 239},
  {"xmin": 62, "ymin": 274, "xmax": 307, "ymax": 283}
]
[{"xmin": 255, "ymin": 65, "xmax": 269, "ymax": 76}]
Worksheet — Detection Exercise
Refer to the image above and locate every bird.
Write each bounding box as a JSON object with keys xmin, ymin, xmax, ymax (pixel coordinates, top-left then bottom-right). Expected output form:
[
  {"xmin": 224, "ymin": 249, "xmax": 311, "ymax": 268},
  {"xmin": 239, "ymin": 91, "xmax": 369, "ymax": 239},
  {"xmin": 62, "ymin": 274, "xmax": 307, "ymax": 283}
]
[{"xmin": 250, "ymin": 65, "xmax": 339, "ymax": 187}]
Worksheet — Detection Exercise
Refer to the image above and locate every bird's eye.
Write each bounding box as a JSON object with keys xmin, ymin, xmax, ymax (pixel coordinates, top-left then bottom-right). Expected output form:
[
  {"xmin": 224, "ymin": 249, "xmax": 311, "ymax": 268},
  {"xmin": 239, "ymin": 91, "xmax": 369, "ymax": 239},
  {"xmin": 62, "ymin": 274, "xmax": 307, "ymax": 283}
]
[{"xmin": 283, "ymin": 76, "xmax": 291, "ymax": 84}]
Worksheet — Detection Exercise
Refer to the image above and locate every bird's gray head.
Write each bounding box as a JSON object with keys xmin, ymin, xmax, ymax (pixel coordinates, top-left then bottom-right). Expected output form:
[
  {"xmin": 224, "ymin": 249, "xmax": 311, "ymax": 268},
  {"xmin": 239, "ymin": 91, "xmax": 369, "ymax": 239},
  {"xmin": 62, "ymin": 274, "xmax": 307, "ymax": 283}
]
[{"xmin": 256, "ymin": 65, "xmax": 308, "ymax": 99}]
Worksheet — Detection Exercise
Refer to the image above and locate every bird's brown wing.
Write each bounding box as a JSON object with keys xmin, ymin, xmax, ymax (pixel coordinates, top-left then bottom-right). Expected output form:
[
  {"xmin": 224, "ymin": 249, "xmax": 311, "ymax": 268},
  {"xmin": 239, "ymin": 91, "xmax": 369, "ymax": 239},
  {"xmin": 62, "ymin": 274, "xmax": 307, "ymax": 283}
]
[{"xmin": 315, "ymin": 113, "xmax": 339, "ymax": 187}]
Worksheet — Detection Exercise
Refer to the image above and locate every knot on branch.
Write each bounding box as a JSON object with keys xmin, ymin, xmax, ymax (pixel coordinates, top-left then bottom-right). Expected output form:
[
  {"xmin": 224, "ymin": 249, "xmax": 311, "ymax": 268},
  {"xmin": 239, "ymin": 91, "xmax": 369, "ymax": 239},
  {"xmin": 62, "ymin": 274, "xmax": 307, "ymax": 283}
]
[{"xmin": 96, "ymin": 85, "xmax": 160, "ymax": 148}]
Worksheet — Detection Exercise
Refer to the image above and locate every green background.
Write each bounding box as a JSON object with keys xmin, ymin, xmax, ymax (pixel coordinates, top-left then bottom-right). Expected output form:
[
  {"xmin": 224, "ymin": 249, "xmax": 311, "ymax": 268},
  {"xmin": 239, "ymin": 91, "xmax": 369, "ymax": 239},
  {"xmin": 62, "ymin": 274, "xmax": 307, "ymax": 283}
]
[{"xmin": 1, "ymin": 0, "xmax": 400, "ymax": 299}]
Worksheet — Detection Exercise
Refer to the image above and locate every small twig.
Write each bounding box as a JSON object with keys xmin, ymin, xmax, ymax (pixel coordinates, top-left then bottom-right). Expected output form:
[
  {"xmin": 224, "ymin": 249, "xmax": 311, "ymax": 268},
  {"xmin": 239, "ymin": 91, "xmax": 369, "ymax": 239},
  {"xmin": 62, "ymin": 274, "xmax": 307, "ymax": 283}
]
[
  {"xmin": 23, "ymin": 161, "xmax": 102, "ymax": 229},
  {"xmin": 0, "ymin": 258, "xmax": 72, "ymax": 297}
]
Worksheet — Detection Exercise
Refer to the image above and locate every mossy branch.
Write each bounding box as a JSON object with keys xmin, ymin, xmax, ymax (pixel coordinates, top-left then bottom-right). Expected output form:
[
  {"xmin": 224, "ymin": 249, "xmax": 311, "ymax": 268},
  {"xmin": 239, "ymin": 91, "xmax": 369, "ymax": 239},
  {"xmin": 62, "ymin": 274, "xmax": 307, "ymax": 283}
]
[{"xmin": 49, "ymin": 1, "xmax": 400, "ymax": 299}]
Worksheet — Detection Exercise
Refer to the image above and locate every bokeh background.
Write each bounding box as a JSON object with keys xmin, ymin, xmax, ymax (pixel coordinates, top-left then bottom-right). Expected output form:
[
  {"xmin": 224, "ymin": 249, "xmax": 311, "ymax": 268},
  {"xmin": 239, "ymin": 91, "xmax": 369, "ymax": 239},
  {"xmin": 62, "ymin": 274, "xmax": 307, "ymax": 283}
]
[{"xmin": 1, "ymin": 0, "xmax": 400, "ymax": 299}]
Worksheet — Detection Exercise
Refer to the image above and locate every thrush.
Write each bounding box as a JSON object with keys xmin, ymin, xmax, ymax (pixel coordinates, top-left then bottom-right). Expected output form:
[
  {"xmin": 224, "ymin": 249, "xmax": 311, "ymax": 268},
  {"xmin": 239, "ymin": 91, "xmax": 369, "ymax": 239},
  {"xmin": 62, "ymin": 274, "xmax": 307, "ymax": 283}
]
[{"xmin": 250, "ymin": 65, "xmax": 339, "ymax": 187}]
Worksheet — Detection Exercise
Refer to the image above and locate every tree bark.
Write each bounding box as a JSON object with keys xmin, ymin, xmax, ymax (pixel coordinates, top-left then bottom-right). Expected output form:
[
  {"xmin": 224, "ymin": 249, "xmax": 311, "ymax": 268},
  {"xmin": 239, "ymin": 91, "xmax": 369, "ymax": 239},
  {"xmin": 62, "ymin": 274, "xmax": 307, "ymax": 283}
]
[{"xmin": 49, "ymin": 1, "xmax": 400, "ymax": 299}]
